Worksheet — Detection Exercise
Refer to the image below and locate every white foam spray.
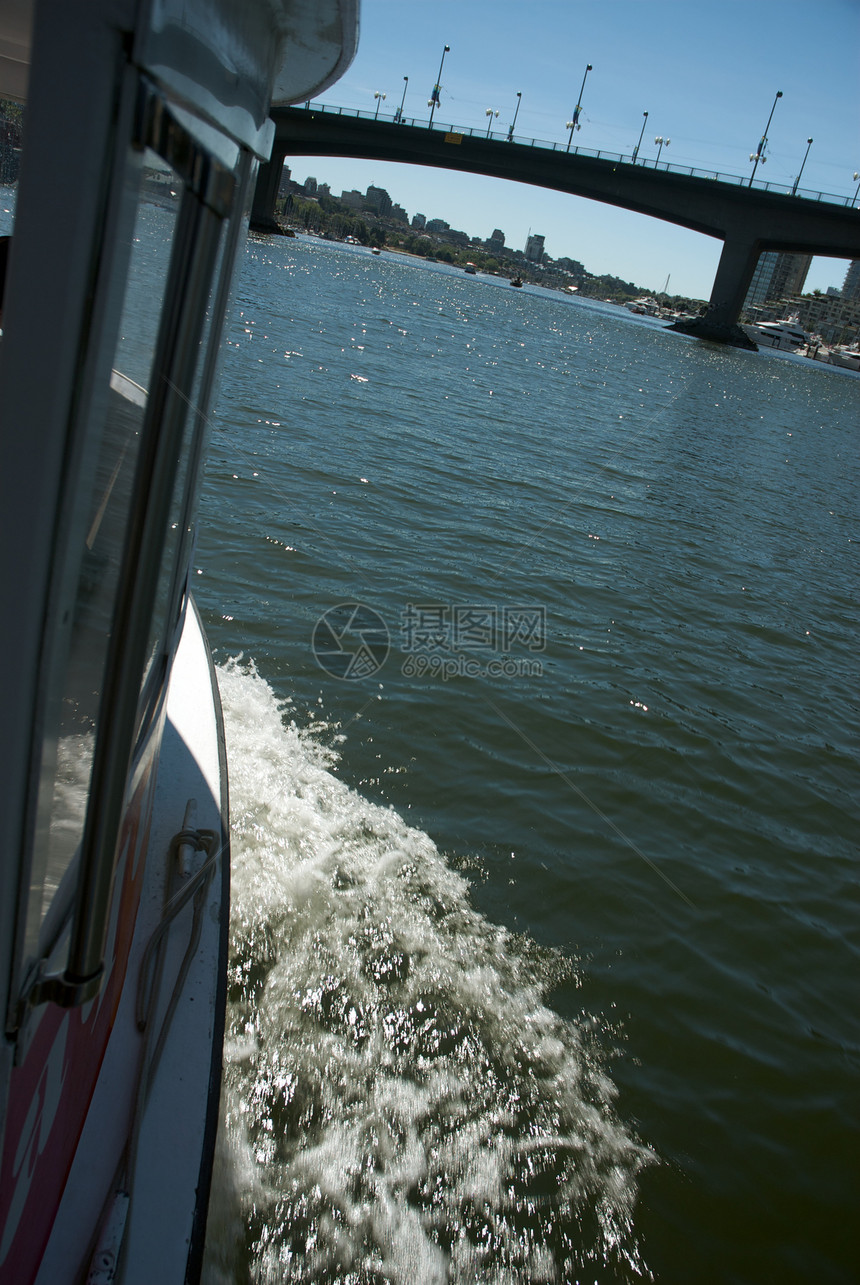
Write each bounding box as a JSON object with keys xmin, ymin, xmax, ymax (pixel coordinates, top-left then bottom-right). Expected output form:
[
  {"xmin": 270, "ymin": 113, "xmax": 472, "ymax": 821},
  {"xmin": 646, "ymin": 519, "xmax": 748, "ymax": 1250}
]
[{"xmin": 202, "ymin": 659, "xmax": 653, "ymax": 1284}]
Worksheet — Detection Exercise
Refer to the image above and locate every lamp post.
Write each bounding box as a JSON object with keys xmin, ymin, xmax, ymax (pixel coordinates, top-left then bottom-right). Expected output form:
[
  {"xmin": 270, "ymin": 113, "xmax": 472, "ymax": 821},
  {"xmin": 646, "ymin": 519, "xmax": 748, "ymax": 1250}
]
[
  {"xmin": 854, "ymin": 172, "xmax": 860, "ymax": 204},
  {"xmin": 507, "ymin": 91, "xmax": 522, "ymax": 142},
  {"xmin": 566, "ymin": 62, "xmax": 592, "ymax": 152},
  {"xmin": 654, "ymin": 135, "xmax": 670, "ymax": 165},
  {"xmin": 790, "ymin": 137, "xmax": 813, "ymax": 195},
  {"xmin": 428, "ymin": 44, "xmax": 450, "ymax": 129},
  {"xmin": 749, "ymin": 89, "xmax": 782, "ymax": 186},
  {"xmin": 395, "ymin": 76, "xmax": 408, "ymax": 123},
  {"xmin": 373, "ymin": 91, "xmax": 386, "ymax": 120},
  {"xmin": 485, "ymin": 108, "xmax": 499, "ymax": 137},
  {"xmin": 632, "ymin": 110, "xmax": 648, "ymax": 164}
]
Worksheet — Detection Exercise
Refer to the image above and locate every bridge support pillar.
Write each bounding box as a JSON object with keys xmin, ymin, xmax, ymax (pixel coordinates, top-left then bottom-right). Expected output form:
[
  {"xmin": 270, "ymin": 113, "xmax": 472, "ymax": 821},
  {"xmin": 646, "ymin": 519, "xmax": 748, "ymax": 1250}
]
[
  {"xmin": 670, "ymin": 233, "xmax": 762, "ymax": 348},
  {"xmin": 250, "ymin": 150, "xmax": 285, "ymax": 233}
]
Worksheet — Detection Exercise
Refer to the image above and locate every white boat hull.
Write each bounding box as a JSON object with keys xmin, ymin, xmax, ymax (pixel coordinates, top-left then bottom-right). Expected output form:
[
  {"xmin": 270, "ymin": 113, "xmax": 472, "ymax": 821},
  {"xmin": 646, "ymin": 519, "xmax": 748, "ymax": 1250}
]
[{"xmin": 12, "ymin": 599, "xmax": 230, "ymax": 1285}]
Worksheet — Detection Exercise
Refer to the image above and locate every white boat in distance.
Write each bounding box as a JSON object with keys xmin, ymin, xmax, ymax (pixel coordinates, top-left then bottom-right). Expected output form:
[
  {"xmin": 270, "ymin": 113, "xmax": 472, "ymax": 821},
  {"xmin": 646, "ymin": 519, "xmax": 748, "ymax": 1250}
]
[
  {"xmin": 625, "ymin": 296, "xmax": 662, "ymax": 316},
  {"xmin": 828, "ymin": 346, "xmax": 860, "ymax": 371},
  {"xmin": 743, "ymin": 318, "xmax": 812, "ymax": 351},
  {"xmin": 0, "ymin": 2, "xmax": 358, "ymax": 1282}
]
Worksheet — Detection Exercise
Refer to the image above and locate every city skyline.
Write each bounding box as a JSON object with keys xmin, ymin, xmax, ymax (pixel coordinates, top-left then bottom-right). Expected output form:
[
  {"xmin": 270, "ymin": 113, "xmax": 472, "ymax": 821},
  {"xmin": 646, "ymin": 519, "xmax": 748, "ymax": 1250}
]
[
  {"xmin": 289, "ymin": 170, "xmax": 854, "ymax": 305},
  {"xmin": 291, "ymin": 171, "xmax": 659, "ymax": 287},
  {"xmin": 292, "ymin": 0, "xmax": 859, "ymax": 300}
]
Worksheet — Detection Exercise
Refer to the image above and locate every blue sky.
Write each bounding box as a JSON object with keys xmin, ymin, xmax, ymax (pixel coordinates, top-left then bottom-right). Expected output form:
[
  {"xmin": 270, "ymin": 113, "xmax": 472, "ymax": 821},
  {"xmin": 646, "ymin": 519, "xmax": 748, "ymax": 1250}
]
[{"xmin": 294, "ymin": 0, "xmax": 859, "ymax": 299}]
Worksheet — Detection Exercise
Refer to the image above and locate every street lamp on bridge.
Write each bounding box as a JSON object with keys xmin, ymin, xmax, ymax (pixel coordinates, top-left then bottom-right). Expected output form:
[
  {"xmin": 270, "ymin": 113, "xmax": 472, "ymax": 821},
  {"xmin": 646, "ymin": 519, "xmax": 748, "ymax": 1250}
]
[
  {"xmin": 566, "ymin": 62, "xmax": 592, "ymax": 152},
  {"xmin": 632, "ymin": 110, "xmax": 648, "ymax": 164},
  {"xmin": 395, "ymin": 76, "xmax": 408, "ymax": 123},
  {"xmin": 791, "ymin": 138, "xmax": 813, "ymax": 196},
  {"xmin": 654, "ymin": 135, "xmax": 671, "ymax": 165},
  {"xmin": 748, "ymin": 89, "xmax": 782, "ymax": 186},
  {"xmin": 373, "ymin": 91, "xmax": 386, "ymax": 119},
  {"xmin": 852, "ymin": 172, "xmax": 859, "ymax": 204},
  {"xmin": 428, "ymin": 45, "xmax": 450, "ymax": 129},
  {"xmin": 507, "ymin": 91, "xmax": 522, "ymax": 142},
  {"xmin": 485, "ymin": 108, "xmax": 499, "ymax": 136}
]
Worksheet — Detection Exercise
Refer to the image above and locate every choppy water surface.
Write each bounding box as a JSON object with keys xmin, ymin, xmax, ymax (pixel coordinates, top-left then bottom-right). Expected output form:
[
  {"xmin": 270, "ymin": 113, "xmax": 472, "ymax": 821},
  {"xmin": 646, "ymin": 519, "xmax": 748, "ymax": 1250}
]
[{"xmin": 198, "ymin": 236, "xmax": 859, "ymax": 1284}]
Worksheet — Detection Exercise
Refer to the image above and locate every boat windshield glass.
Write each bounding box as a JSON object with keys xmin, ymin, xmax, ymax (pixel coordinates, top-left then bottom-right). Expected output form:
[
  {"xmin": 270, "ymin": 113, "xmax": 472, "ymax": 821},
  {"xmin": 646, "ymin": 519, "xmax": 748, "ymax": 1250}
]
[
  {"xmin": 138, "ymin": 193, "xmax": 228, "ymax": 714},
  {"xmin": 24, "ymin": 147, "xmax": 182, "ymax": 966}
]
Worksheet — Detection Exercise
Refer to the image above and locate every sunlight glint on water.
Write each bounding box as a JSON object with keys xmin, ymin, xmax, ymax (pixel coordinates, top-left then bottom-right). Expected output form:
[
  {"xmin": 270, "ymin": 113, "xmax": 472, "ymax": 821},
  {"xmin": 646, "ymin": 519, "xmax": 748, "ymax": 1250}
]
[{"xmin": 198, "ymin": 235, "xmax": 859, "ymax": 1285}]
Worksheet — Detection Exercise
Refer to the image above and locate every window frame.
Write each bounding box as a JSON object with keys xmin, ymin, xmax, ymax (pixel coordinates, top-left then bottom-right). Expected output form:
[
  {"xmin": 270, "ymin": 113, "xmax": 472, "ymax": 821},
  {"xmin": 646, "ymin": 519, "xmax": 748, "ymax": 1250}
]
[{"xmin": 15, "ymin": 76, "xmax": 236, "ymax": 1016}]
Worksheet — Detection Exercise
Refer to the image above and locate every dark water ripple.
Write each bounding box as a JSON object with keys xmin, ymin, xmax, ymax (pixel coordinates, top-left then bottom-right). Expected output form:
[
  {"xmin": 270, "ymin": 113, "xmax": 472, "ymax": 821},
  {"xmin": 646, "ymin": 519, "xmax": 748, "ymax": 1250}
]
[{"xmin": 198, "ymin": 237, "xmax": 859, "ymax": 1285}]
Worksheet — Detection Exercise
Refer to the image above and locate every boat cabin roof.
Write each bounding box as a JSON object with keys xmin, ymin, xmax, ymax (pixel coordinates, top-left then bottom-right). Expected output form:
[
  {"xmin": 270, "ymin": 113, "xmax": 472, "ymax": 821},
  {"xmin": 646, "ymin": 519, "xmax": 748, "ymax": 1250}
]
[{"xmin": 0, "ymin": 0, "xmax": 358, "ymax": 137}]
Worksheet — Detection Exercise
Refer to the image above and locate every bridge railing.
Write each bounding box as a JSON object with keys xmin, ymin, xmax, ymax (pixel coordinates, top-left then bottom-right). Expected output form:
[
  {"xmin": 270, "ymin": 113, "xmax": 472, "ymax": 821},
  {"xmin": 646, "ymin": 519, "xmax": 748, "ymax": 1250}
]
[{"xmin": 301, "ymin": 101, "xmax": 857, "ymax": 209}]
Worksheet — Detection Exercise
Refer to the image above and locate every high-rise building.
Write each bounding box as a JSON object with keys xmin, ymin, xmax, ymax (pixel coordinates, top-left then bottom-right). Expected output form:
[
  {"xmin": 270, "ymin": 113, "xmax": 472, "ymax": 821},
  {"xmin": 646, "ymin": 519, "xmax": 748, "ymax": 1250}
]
[
  {"xmin": 365, "ymin": 185, "xmax": 392, "ymax": 215},
  {"xmin": 842, "ymin": 260, "xmax": 860, "ymax": 302},
  {"xmin": 411, "ymin": 213, "xmax": 426, "ymax": 229},
  {"xmin": 743, "ymin": 251, "xmax": 812, "ymax": 312},
  {"xmin": 786, "ymin": 292, "xmax": 860, "ymax": 345},
  {"xmin": 525, "ymin": 233, "xmax": 545, "ymax": 263},
  {"xmin": 487, "ymin": 229, "xmax": 505, "ymax": 252}
]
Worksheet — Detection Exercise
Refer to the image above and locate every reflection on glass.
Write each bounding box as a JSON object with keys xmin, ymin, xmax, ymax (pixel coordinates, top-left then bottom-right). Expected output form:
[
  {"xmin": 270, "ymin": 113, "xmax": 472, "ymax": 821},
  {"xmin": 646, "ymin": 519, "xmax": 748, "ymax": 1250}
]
[
  {"xmin": 27, "ymin": 149, "xmax": 180, "ymax": 960},
  {"xmin": 140, "ymin": 207, "xmax": 225, "ymax": 705}
]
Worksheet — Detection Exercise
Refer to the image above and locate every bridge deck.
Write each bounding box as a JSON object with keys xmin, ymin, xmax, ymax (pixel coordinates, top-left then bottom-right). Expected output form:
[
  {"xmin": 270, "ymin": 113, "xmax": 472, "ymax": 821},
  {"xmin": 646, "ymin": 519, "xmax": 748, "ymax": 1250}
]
[{"xmin": 254, "ymin": 104, "xmax": 860, "ymax": 344}]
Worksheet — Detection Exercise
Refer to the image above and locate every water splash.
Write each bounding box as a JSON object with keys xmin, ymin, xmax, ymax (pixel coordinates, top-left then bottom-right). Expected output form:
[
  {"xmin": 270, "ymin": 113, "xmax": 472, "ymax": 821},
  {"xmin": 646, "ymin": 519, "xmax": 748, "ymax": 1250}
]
[{"xmin": 203, "ymin": 659, "xmax": 653, "ymax": 1284}]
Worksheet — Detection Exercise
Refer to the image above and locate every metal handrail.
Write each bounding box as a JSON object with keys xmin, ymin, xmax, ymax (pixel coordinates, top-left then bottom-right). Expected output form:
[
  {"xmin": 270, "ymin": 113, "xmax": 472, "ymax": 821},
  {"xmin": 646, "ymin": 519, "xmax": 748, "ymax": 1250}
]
[{"xmin": 300, "ymin": 101, "xmax": 857, "ymax": 209}]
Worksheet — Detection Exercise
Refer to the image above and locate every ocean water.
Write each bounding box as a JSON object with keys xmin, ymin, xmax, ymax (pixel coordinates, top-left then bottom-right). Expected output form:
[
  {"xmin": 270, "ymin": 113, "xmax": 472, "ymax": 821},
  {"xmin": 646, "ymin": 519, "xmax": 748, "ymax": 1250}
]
[{"xmin": 196, "ymin": 236, "xmax": 859, "ymax": 1284}]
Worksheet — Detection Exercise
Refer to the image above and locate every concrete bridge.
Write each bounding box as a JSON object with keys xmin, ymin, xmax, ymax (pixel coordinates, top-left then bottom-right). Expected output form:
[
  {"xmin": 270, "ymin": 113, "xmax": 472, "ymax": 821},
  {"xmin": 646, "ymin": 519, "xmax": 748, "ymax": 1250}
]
[{"xmin": 253, "ymin": 105, "xmax": 860, "ymax": 347}]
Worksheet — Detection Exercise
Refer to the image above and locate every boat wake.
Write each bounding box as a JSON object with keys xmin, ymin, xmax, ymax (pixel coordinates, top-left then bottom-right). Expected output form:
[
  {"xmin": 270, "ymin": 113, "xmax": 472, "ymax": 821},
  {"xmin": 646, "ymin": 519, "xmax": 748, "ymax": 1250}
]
[{"xmin": 202, "ymin": 659, "xmax": 653, "ymax": 1284}]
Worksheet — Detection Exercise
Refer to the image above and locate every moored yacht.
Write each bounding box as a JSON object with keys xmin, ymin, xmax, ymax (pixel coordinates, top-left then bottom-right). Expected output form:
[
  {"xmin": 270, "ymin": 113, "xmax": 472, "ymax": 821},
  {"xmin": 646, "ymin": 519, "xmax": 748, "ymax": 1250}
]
[
  {"xmin": 625, "ymin": 296, "xmax": 661, "ymax": 316},
  {"xmin": 742, "ymin": 318, "xmax": 812, "ymax": 350},
  {"xmin": 828, "ymin": 345, "xmax": 860, "ymax": 371}
]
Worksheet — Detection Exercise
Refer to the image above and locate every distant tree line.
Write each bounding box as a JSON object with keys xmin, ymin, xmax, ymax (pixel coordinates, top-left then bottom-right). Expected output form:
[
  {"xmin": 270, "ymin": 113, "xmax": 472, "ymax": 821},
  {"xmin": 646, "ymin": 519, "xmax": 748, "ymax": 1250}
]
[{"xmin": 278, "ymin": 189, "xmax": 704, "ymax": 309}]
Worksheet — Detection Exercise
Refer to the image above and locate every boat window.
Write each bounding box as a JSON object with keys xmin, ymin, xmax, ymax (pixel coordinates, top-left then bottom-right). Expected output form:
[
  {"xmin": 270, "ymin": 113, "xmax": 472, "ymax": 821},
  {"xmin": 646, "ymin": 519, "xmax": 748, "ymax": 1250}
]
[
  {"xmin": 15, "ymin": 78, "xmax": 238, "ymax": 1012},
  {"xmin": 137, "ymin": 209, "xmax": 229, "ymax": 723},
  {"xmin": 23, "ymin": 147, "xmax": 183, "ymax": 969}
]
